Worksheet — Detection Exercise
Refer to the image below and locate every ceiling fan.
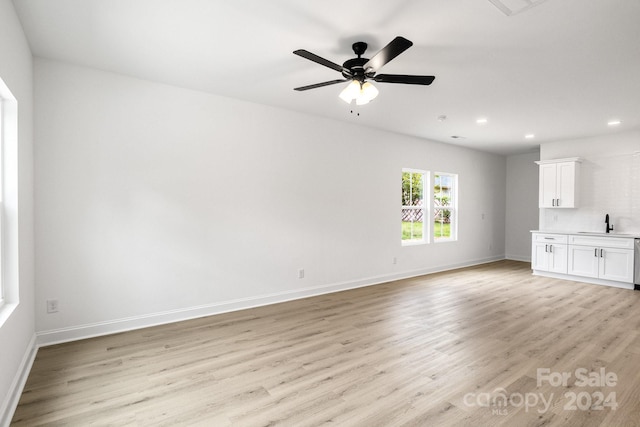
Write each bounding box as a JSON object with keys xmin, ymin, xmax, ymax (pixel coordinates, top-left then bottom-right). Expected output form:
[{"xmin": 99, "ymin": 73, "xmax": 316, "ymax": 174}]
[{"xmin": 293, "ymin": 36, "xmax": 435, "ymax": 105}]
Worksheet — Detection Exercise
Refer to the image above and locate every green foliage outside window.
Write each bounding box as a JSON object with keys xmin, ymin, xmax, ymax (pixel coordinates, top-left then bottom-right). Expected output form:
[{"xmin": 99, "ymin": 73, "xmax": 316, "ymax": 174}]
[{"xmin": 402, "ymin": 171, "xmax": 425, "ymax": 242}]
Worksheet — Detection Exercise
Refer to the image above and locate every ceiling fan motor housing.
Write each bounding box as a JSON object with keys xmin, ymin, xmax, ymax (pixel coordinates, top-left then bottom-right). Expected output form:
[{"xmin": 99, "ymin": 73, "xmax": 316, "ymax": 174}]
[
  {"xmin": 342, "ymin": 57, "xmax": 368, "ymax": 81},
  {"xmin": 352, "ymin": 41, "xmax": 367, "ymax": 56},
  {"xmin": 342, "ymin": 41, "xmax": 370, "ymax": 81}
]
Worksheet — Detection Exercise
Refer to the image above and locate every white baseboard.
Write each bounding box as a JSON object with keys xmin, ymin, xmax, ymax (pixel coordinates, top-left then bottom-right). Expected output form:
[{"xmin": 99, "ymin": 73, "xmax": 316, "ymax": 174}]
[
  {"xmin": 505, "ymin": 254, "xmax": 531, "ymax": 262},
  {"xmin": 532, "ymin": 270, "xmax": 634, "ymax": 290},
  {"xmin": 36, "ymin": 255, "xmax": 505, "ymax": 347},
  {"xmin": 1, "ymin": 334, "xmax": 37, "ymax": 427}
]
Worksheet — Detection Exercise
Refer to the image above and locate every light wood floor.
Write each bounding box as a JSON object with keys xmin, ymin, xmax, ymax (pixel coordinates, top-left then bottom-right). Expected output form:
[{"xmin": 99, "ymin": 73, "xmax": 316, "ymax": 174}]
[{"xmin": 11, "ymin": 260, "xmax": 640, "ymax": 426}]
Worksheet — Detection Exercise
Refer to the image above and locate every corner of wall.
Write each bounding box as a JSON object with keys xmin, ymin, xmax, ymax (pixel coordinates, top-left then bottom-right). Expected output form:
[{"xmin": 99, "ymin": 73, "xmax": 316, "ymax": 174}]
[{"xmin": 0, "ymin": 334, "xmax": 37, "ymax": 427}]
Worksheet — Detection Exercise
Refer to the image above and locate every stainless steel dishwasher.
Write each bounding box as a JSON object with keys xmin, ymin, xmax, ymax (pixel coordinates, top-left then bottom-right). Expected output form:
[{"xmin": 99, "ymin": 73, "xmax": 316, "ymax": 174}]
[{"xmin": 635, "ymin": 239, "xmax": 640, "ymax": 290}]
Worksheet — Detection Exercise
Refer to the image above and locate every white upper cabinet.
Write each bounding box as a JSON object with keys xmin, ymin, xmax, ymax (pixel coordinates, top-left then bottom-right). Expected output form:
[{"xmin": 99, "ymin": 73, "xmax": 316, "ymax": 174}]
[{"xmin": 535, "ymin": 158, "xmax": 581, "ymax": 208}]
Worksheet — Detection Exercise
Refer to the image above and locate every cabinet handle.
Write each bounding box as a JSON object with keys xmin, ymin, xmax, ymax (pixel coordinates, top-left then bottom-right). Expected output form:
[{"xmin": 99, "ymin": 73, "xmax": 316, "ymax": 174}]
[
  {"xmin": 600, "ymin": 249, "xmax": 604, "ymax": 258},
  {"xmin": 556, "ymin": 199, "xmax": 560, "ymax": 207},
  {"xmin": 549, "ymin": 245, "xmax": 553, "ymax": 253},
  {"xmin": 595, "ymin": 248, "xmax": 598, "ymax": 257},
  {"xmin": 552, "ymin": 199, "xmax": 555, "ymax": 207},
  {"xmin": 545, "ymin": 244, "xmax": 548, "ymax": 252}
]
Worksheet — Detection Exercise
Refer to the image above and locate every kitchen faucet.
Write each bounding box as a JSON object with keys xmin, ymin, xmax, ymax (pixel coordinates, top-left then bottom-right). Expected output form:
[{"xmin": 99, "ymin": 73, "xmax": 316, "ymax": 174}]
[{"xmin": 605, "ymin": 214, "xmax": 614, "ymax": 233}]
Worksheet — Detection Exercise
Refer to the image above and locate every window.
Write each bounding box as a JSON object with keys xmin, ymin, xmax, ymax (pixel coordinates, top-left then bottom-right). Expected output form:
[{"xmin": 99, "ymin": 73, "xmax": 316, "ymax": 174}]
[
  {"xmin": 402, "ymin": 169, "xmax": 428, "ymax": 244},
  {"xmin": 434, "ymin": 173, "xmax": 457, "ymax": 241},
  {"xmin": 0, "ymin": 98, "xmax": 4, "ymax": 308},
  {"xmin": 0, "ymin": 75, "xmax": 18, "ymax": 325}
]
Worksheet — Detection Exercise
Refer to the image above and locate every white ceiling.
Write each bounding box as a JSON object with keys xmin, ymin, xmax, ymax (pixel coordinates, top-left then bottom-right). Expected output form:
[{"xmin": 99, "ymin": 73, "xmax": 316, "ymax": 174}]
[{"xmin": 12, "ymin": 0, "xmax": 640, "ymax": 155}]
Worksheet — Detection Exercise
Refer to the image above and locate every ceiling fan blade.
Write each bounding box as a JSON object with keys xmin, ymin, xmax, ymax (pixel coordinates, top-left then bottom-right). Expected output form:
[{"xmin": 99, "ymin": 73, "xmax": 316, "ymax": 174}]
[
  {"xmin": 294, "ymin": 79, "xmax": 349, "ymax": 91},
  {"xmin": 363, "ymin": 36, "xmax": 413, "ymax": 73},
  {"xmin": 293, "ymin": 49, "xmax": 346, "ymax": 73},
  {"xmin": 373, "ymin": 74, "xmax": 435, "ymax": 85}
]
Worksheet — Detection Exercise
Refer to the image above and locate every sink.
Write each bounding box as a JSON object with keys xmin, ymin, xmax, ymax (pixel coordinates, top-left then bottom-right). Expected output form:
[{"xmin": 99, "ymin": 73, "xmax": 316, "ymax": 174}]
[{"xmin": 577, "ymin": 231, "xmax": 634, "ymax": 236}]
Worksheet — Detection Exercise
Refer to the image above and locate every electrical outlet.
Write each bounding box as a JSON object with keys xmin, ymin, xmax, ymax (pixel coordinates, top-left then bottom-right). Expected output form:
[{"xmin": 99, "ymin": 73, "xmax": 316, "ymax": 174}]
[
  {"xmin": 46, "ymin": 299, "xmax": 59, "ymax": 314},
  {"xmin": 298, "ymin": 269, "xmax": 305, "ymax": 279},
  {"xmin": 392, "ymin": 257, "xmax": 397, "ymax": 265}
]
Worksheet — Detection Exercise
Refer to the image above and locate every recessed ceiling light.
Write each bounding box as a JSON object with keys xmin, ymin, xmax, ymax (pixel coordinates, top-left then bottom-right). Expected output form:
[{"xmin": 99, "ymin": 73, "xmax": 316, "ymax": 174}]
[
  {"xmin": 451, "ymin": 135, "xmax": 466, "ymax": 139},
  {"xmin": 437, "ymin": 115, "xmax": 447, "ymax": 122},
  {"xmin": 476, "ymin": 118, "xmax": 488, "ymax": 125},
  {"xmin": 525, "ymin": 134, "xmax": 535, "ymax": 139},
  {"xmin": 607, "ymin": 120, "xmax": 621, "ymax": 126}
]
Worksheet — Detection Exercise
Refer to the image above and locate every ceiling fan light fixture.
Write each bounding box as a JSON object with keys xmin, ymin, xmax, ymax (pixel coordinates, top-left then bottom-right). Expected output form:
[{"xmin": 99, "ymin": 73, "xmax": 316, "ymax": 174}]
[
  {"xmin": 355, "ymin": 96, "xmax": 369, "ymax": 106},
  {"xmin": 360, "ymin": 81, "xmax": 379, "ymax": 102},
  {"xmin": 339, "ymin": 80, "xmax": 379, "ymax": 105},
  {"xmin": 339, "ymin": 80, "xmax": 361, "ymax": 103}
]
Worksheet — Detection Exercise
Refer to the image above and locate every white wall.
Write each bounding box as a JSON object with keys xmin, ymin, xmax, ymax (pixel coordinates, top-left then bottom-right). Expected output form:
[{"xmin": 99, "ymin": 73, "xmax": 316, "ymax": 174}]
[
  {"xmin": 540, "ymin": 131, "xmax": 640, "ymax": 233},
  {"xmin": 34, "ymin": 58, "xmax": 506, "ymax": 343},
  {"xmin": 0, "ymin": 0, "xmax": 35, "ymax": 424},
  {"xmin": 505, "ymin": 151, "xmax": 539, "ymax": 261}
]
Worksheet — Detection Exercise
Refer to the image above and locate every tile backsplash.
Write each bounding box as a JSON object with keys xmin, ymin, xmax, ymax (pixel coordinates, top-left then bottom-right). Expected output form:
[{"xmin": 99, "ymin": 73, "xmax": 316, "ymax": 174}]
[{"xmin": 540, "ymin": 132, "xmax": 640, "ymax": 233}]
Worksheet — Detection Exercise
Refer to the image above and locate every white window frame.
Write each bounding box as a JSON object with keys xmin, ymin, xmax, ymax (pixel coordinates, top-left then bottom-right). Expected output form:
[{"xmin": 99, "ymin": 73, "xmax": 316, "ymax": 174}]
[
  {"xmin": 0, "ymin": 76, "xmax": 18, "ymax": 326},
  {"xmin": 0, "ymin": 99, "xmax": 3, "ymax": 309},
  {"xmin": 402, "ymin": 168, "xmax": 429, "ymax": 245},
  {"xmin": 433, "ymin": 172, "xmax": 458, "ymax": 242}
]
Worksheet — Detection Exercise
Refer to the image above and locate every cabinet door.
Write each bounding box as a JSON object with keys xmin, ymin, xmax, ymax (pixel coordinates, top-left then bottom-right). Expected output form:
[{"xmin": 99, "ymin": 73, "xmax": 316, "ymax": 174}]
[
  {"xmin": 556, "ymin": 162, "xmax": 576, "ymax": 208},
  {"xmin": 568, "ymin": 245, "xmax": 599, "ymax": 278},
  {"xmin": 539, "ymin": 163, "xmax": 557, "ymax": 208},
  {"xmin": 548, "ymin": 244, "xmax": 568, "ymax": 274},
  {"xmin": 600, "ymin": 248, "xmax": 634, "ymax": 283},
  {"xmin": 532, "ymin": 242, "xmax": 550, "ymax": 271}
]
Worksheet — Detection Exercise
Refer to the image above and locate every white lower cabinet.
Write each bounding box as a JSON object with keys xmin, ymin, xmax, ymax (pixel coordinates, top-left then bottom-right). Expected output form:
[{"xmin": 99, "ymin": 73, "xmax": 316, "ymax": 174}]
[
  {"xmin": 532, "ymin": 232, "xmax": 635, "ymax": 287},
  {"xmin": 531, "ymin": 233, "xmax": 568, "ymax": 274},
  {"xmin": 600, "ymin": 248, "xmax": 635, "ymax": 283},
  {"xmin": 568, "ymin": 245, "xmax": 634, "ymax": 283},
  {"xmin": 567, "ymin": 235, "xmax": 634, "ymax": 284},
  {"xmin": 567, "ymin": 245, "xmax": 599, "ymax": 278},
  {"xmin": 532, "ymin": 241, "xmax": 567, "ymax": 273}
]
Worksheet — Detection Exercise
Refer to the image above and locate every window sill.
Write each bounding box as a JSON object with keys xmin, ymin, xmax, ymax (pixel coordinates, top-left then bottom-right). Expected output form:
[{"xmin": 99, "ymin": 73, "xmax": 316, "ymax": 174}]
[
  {"xmin": 402, "ymin": 240, "xmax": 428, "ymax": 246},
  {"xmin": 434, "ymin": 238, "xmax": 457, "ymax": 243},
  {"xmin": 0, "ymin": 302, "xmax": 18, "ymax": 328}
]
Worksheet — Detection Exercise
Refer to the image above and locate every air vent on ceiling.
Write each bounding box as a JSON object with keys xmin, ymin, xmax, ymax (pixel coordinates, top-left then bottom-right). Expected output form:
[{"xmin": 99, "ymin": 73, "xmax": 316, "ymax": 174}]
[{"xmin": 487, "ymin": 0, "xmax": 548, "ymax": 16}]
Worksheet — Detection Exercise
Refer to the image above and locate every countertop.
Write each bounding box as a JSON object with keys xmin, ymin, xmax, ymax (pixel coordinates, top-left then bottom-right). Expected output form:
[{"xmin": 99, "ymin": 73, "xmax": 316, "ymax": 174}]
[{"xmin": 531, "ymin": 230, "xmax": 640, "ymax": 238}]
